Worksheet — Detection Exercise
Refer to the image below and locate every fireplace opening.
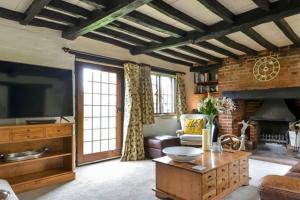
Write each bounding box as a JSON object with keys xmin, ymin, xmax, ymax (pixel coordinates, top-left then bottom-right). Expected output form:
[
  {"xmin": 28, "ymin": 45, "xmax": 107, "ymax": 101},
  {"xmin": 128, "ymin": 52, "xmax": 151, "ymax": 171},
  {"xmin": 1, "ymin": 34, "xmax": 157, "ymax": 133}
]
[{"xmin": 257, "ymin": 121, "xmax": 289, "ymax": 145}]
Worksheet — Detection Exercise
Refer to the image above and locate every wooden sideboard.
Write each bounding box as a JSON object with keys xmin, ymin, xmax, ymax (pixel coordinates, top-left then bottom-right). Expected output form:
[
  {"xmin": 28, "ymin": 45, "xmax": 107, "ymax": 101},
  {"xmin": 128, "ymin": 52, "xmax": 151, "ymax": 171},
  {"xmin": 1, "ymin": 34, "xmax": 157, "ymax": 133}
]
[
  {"xmin": 153, "ymin": 150, "xmax": 251, "ymax": 200},
  {"xmin": 0, "ymin": 123, "xmax": 75, "ymax": 193}
]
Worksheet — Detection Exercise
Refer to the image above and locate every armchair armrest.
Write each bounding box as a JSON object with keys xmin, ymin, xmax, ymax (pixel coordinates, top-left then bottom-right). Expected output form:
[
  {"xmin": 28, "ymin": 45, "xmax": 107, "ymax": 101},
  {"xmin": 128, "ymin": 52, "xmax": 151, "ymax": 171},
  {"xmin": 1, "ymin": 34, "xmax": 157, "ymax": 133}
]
[
  {"xmin": 176, "ymin": 130, "xmax": 184, "ymax": 137},
  {"xmin": 259, "ymin": 175, "xmax": 300, "ymax": 200}
]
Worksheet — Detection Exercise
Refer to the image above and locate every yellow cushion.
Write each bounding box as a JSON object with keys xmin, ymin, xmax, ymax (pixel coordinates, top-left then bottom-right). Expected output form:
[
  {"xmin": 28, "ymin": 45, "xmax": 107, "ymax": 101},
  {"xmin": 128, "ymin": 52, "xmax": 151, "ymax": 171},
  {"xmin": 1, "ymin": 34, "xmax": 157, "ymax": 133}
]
[{"xmin": 183, "ymin": 119, "xmax": 203, "ymax": 135}]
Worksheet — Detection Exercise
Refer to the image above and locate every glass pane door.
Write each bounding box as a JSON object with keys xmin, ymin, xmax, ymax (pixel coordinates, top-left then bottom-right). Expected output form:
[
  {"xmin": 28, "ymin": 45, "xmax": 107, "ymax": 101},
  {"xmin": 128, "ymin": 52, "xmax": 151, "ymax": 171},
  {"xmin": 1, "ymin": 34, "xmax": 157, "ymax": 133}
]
[{"xmin": 76, "ymin": 63, "xmax": 123, "ymax": 165}]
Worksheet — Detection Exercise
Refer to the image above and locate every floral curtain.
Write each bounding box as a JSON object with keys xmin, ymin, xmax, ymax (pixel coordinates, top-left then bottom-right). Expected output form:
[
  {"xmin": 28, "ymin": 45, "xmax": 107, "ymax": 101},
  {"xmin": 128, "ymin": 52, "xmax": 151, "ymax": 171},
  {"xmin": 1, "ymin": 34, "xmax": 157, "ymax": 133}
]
[
  {"xmin": 140, "ymin": 65, "xmax": 155, "ymax": 124},
  {"xmin": 176, "ymin": 73, "xmax": 187, "ymax": 119},
  {"xmin": 121, "ymin": 63, "xmax": 145, "ymax": 161}
]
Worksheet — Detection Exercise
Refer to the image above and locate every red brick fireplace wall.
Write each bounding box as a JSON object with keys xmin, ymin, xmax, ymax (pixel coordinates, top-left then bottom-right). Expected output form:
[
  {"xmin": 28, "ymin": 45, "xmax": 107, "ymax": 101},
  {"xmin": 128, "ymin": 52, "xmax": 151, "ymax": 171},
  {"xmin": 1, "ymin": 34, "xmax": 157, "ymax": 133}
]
[{"xmin": 218, "ymin": 46, "xmax": 300, "ymax": 139}]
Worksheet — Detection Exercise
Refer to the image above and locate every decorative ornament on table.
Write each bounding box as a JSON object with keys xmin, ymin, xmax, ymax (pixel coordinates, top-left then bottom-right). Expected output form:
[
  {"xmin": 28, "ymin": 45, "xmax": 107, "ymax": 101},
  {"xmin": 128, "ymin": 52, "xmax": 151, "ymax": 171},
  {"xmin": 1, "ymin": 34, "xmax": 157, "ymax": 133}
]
[
  {"xmin": 253, "ymin": 56, "xmax": 280, "ymax": 82},
  {"xmin": 197, "ymin": 93, "xmax": 236, "ymax": 151},
  {"xmin": 238, "ymin": 120, "xmax": 253, "ymax": 151}
]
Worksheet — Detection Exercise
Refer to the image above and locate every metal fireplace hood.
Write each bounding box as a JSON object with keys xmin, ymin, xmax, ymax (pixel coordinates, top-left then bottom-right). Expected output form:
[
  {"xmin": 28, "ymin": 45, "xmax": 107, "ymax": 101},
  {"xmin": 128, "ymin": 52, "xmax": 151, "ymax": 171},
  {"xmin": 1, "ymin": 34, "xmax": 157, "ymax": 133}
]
[{"xmin": 251, "ymin": 99, "xmax": 296, "ymax": 122}]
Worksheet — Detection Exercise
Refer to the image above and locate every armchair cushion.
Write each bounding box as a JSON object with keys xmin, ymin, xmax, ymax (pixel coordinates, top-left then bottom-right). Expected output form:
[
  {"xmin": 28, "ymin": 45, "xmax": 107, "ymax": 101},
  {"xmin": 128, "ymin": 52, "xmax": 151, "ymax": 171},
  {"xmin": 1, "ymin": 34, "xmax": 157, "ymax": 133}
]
[
  {"xmin": 183, "ymin": 119, "xmax": 203, "ymax": 135},
  {"xmin": 180, "ymin": 134, "xmax": 203, "ymax": 141}
]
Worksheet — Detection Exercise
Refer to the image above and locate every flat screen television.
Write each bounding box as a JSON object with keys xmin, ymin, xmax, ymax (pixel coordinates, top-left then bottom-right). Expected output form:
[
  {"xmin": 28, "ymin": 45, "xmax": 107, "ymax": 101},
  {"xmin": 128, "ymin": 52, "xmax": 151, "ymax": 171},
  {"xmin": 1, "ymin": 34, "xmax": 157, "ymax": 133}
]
[{"xmin": 0, "ymin": 60, "xmax": 73, "ymax": 118}]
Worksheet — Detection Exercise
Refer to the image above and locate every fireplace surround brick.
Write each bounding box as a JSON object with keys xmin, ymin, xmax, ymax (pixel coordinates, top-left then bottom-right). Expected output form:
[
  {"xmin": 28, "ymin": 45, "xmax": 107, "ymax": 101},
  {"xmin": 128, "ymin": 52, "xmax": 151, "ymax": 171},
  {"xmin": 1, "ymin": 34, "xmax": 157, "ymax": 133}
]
[{"xmin": 217, "ymin": 46, "xmax": 300, "ymax": 139}]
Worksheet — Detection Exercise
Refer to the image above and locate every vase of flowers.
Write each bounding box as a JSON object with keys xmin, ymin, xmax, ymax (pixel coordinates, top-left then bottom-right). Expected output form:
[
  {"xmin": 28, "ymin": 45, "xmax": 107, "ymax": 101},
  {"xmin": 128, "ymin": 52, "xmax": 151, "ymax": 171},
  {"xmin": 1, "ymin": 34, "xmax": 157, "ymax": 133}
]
[{"xmin": 198, "ymin": 94, "xmax": 236, "ymax": 150}]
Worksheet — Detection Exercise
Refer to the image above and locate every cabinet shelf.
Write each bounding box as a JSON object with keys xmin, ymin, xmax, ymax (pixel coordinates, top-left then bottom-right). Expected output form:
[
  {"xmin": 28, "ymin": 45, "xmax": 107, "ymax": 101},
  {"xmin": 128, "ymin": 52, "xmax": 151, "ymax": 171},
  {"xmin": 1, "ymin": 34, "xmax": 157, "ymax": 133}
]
[
  {"xmin": 195, "ymin": 81, "xmax": 218, "ymax": 86},
  {"xmin": 0, "ymin": 152, "xmax": 72, "ymax": 168}
]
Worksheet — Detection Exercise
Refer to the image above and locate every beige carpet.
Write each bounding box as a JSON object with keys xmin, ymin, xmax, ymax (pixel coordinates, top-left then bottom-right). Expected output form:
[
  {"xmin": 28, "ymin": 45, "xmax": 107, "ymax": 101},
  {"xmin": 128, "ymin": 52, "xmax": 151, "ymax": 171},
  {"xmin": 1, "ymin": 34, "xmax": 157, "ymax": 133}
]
[{"xmin": 18, "ymin": 159, "xmax": 291, "ymax": 200}]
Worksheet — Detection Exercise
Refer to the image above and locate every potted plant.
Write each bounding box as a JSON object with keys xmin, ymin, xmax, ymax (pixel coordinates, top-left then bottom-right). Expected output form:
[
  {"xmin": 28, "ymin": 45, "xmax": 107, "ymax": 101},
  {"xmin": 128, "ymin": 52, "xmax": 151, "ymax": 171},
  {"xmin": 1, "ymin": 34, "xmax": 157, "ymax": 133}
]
[{"xmin": 198, "ymin": 94, "xmax": 236, "ymax": 150}]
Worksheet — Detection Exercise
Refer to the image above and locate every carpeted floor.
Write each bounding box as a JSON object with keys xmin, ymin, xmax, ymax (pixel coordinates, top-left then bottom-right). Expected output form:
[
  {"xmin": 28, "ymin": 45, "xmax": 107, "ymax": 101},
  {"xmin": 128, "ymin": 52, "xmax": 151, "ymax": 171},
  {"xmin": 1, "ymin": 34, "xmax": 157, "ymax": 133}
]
[{"xmin": 18, "ymin": 159, "xmax": 291, "ymax": 200}]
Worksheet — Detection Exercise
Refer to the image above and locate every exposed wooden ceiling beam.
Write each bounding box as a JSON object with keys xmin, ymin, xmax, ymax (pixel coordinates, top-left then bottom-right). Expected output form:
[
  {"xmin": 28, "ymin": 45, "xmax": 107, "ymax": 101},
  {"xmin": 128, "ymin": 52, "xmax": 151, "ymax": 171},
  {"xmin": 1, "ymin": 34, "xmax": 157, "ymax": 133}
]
[
  {"xmin": 123, "ymin": 11, "xmax": 186, "ymax": 38},
  {"xmin": 95, "ymin": 27, "xmax": 148, "ymax": 47},
  {"xmin": 63, "ymin": 0, "xmax": 153, "ymax": 39},
  {"xmin": 242, "ymin": 28, "xmax": 278, "ymax": 51},
  {"xmin": 190, "ymin": 63, "xmax": 222, "ymax": 72},
  {"xmin": 21, "ymin": 0, "xmax": 52, "ymax": 25},
  {"xmin": 161, "ymin": 49, "xmax": 208, "ymax": 65},
  {"xmin": 197, "ymin": 0, "xmax": 234, "ymax": 23},
  {"xmin": 196, "ymin": 42, "xmax": 239, "ymax": 60},
  {"xmin": 274, "ymin": 18, "xmax": 300, "ymax": 46},
  {"xmin": 38, "ymin": 9, "xmax": 78, "ymax": 26},
  {"xmin": 47, "ymin": 1, "xmax": 91, "ymax": 19},
  {"xmin": 106, "ymin": 21, "xmax": 164, "ymax": 43},
  {"xmin": 84, "ymin": 32, "xmax": 135, "ymax": 49},
  {"xmin": 217, "ymin": 36, "xmax": 257, "ymax": 56},
  {"xmin": 148, "ymin": 52, "xmax": 193, "ymax": 67},
  {"xmin": 177, "ymin": 46, "xmax": 222, "ymax": 63},
  {"xmin": 148, "ymin": 0, "xmax": 207, "ymax": 32},
  {"xmin": 253, "ymin": 0, "xmax": 270, "ymax": 11},
  {"xmin": 132, "ymin": 0, "xmax": 300, "ymax": 55}
]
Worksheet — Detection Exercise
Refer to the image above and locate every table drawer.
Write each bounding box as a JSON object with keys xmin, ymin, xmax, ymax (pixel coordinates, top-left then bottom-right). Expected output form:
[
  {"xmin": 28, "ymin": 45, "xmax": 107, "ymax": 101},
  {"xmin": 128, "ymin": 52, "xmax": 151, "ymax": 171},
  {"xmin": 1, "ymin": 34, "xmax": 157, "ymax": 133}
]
[
  {"xmin": 217, "ymin": 165, "xmax": 228, "ymax": 177},
  {"xmin": 240, "ymin": 157, "xmax": 248, "ymax": 166},
  {"xmin": 217, "ymin": 175, "xmax": 228, "ymax": 186},
  {"xmin": 12, "ymin": 128, "xmax": 44, "ymax": 142},
  {"xmin": 203, "ymin": 170, "xmax": 216, "ymax": 182},
  {"xmin": 240, "ymin": 164, "xmax": 248, "ymax": 174},
  {"xmin": 229, "ymin": 169, "xmax": 239, "ymax": 179},
  {"xmin": 217, "ymin": 182, "xmax": 229, "ymax": 194},
  {"xmin": 0, "ymin": 129, "xmax": 10, "ymax": 144},
  {"xmin": 203, "ymin": 189, "xmax": 216, "ymax": 200},
  {"xmin": 229, "ymin": 160, "xmax": 239, "ymax": 170},
  {"xmin": 202, "ymin": 179, "xmax": 216, "ymax": 194},
  {"xmin": 230, "ymin": 176, "xmax": 239, "ymax": 188},
  {"xmin": 46, "ymin": 125, "xmax": 72, "ymax": 137},
  {"xmin": 240, "ymin": 172, "xmax": 249, "ymax": 185}
]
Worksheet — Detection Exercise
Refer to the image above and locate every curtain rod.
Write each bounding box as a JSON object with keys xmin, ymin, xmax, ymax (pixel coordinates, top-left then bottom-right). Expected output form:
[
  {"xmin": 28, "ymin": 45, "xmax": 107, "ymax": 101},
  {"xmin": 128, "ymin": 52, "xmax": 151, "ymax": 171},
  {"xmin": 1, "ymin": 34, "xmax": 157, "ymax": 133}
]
[{"xmin": 62, "ymin": 47, "xmax": 185, "ymax": 75}]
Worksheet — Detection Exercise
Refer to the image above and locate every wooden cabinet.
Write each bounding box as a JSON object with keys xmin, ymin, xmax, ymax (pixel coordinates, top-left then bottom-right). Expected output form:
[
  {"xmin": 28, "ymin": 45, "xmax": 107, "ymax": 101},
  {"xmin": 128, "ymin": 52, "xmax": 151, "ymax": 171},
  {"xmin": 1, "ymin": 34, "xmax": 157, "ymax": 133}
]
[
  {"xmin": 154, "ymin": 151, "xmax": 251, "ymax": 200},
  {"xmin": 0, "ymin": 123, "xmax": 75, "ymax": 193}
]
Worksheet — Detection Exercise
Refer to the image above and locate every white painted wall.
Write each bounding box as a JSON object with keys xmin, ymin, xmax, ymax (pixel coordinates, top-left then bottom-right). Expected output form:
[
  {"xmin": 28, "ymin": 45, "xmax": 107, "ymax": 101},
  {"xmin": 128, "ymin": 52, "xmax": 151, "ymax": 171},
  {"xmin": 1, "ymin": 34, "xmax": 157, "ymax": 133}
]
[{"xmin": 0, "ymin": 18, "xmax": 195, "ymax": 136}]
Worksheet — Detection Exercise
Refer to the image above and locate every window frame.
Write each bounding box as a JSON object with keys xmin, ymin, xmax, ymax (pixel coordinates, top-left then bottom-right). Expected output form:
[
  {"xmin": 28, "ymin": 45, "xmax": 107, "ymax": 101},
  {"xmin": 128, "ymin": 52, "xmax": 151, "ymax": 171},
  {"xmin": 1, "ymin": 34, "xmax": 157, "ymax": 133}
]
[{"xmin": 151, "ymin": 71, "xmax": 176, "ymax": 116}]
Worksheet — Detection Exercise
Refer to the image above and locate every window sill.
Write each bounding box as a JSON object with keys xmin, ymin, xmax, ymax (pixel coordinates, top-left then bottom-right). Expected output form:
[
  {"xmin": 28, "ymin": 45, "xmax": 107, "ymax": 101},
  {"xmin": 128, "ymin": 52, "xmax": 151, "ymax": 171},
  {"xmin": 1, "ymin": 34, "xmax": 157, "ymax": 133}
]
[{"xmin": 154, "ymin": 114, "xmax": 177, "ymax": 119}]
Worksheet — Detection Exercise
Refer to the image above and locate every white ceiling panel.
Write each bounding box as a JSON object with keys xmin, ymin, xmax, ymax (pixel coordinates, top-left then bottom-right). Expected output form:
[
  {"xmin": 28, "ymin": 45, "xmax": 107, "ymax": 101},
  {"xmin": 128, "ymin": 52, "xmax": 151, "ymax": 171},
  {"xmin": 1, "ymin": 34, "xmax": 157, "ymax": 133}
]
[
  {"xmin": 188, "ymin": 44, "xmax": 226, "ymax": 58},
  {"xmin": 217, "ymin": 0, "xmax": 257, "ymax": 15},
  {"xmin": 207, "ymin": 39, "xmax": 245, "ymax": 55},
  {"xmin": 253, "ymin": 22, "xmax": 293, "ymax": 47},
  {"xmin": 163, "ymin": 0, "xmax": 223, "ymax": 25},
  {"xmin": 136, "ymin": 5, "xmax": 193, "ymax": 31},
  {"xmin": 284, "ymin": 14, "xmax": 300, "ymax": 39},
  {"xmin": 0, "ymin": 0, "xmax": 32, "ymax": 12},
  {"xmin": 226, "ymin": 32, "xmax": 265, "ymax": 51},
  {"xmin": 63, "ymin": 0, "xmax": 95, "ymax": 11},
  {"xmin": 118, "ymin": 18, "xmax": 170, "ymax": 38}
]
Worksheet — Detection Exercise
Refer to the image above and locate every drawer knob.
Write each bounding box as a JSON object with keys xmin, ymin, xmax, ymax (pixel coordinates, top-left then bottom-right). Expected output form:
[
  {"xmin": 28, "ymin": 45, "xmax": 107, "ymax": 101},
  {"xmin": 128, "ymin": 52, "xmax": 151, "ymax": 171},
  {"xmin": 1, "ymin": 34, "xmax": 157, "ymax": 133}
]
[
  {"xmin": 57, "ymin": 130, "xmax": 61, "ymax": 132},
  {"xmin": 222, "ymin": 178, "xmax": 225, "ymax": 181},
  {"xmin": 26, "ymin": 129, "xmax": 30, "ymax": 132},
  {"xmin": 222, "ymin": 169, "xmax": 225, "ymax": 172},
  {"xmin": 208, "ymin": 175, "xmax": 212, "ymax": 178}
]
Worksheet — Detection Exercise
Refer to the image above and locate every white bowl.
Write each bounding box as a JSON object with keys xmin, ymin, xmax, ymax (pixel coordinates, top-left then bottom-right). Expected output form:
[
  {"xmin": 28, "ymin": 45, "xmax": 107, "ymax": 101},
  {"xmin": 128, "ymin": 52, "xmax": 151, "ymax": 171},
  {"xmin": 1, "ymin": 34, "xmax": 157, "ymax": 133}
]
[{"xmin": 162, "ymin": 146, "xmax": 203, "ymax": 162}]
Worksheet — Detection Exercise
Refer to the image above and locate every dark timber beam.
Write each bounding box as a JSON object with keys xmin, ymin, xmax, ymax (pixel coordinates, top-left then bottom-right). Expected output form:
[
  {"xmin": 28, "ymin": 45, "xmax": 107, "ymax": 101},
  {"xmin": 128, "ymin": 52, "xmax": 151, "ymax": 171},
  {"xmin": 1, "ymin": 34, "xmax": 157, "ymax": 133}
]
[
  {"xmin": 217, "ymin": 36, "xmax": 257, "ymax": 56},
  {"xmin": 148, "ymin": 0, "xmax": 207, "ymax": 32},
  {"xmin": 177, "ymin": 46, "xmax": 222, "ymax": 63},
  {"xmin": 197, "ymin": 42, "xmax": 239, "ymax": 60},
  {"xmin": 47, "ymin": 1, "xmax": 91, "ymax": 19},
  {"xmin": 123, "ymin": 11, "xmax": 186, "ymax": 38},
  {"xmin": 242, "ymin": 28, "xmax": 278, "ymax": 51},
  {"xmin": 197, "ymin": 0, "xmax": 234, "ymax": 23},
  {"xmin": 132, "ymin": 0, "xmax": 300, "ymax": 55},
  {"xmin": 148, "ymin": 52, "xmax": 193, "ymax": 67},
  {"xmin": 107, "ymin": 21, "xmax": 164, "ymax": 43},
  {"xmin": 190, "ymin": 63, "xmax": 222, "ymax": 72},
  {"xmin": 274, "ymin": 18, "xmax": 300, "ymax": 46},
  {"xmin": 38, "ymin": 9, "xmax": 78, "ymax": 26},
  {"xmin": 21, "ymin": 0, "xmax": 52, "ymax": 25},
  {"xmin": 253, "ymin": 0, "xmax": 270, "ymax": 11},
  {"xmin": 161, "ymin": 49, "xmax": 208, "ymax": 65},
  {"xmin": 95, "ymin": 27, "xmax": 148, "ymax": 47},
  {"xmin": 63, "ymin": 0, "xmax": 153, "ymax": 39}
]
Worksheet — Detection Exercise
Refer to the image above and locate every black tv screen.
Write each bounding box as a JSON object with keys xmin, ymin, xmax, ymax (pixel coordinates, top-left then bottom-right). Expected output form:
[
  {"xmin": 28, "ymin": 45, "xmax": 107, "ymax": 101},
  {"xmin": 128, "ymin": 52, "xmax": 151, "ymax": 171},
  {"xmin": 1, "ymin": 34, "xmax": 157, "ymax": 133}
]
[{"xmin": 0, "ymin": 61, "xmax": 73, "ymax": 118}]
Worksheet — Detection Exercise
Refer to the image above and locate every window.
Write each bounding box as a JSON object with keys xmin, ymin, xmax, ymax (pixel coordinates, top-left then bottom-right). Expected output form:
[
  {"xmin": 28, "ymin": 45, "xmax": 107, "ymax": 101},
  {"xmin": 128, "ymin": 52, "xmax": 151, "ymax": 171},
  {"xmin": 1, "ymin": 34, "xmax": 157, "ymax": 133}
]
[{"xmin": 151, "ymin": 72, "xmax": 176, "ymax": 114}]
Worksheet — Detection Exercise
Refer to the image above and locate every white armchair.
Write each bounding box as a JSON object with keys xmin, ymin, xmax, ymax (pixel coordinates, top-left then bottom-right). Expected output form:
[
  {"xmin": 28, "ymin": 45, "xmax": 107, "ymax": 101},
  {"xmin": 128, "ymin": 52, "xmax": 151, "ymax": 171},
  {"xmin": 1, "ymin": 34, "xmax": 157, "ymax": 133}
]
[{"xmin": 177, "ymin": 114, "xmax": 213, "ymax": 146}]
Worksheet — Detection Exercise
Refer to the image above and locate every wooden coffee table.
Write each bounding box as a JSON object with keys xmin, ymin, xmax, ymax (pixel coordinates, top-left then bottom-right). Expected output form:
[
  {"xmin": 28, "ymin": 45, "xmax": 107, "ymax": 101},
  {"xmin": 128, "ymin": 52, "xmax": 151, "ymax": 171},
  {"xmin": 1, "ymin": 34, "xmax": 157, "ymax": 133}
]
[{"xmin": 153, "ymin": 150, "xmax": 251, "ymax": 200}]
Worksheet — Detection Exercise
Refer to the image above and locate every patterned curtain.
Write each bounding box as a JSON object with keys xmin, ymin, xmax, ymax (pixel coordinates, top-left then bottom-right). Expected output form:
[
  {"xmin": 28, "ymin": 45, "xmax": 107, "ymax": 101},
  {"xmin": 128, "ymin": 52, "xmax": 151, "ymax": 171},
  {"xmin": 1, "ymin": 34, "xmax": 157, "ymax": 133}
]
[
  {"xmin": 140, "ymin": 65, "xmax": 155, "ymax": 124},
  {"xmin": 121, "ymin": 63, "xmax": 145, "ymax": 161},
  {"xmin": 176, "ymin": 73, "xmax": 187, "ymax": 119}
]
